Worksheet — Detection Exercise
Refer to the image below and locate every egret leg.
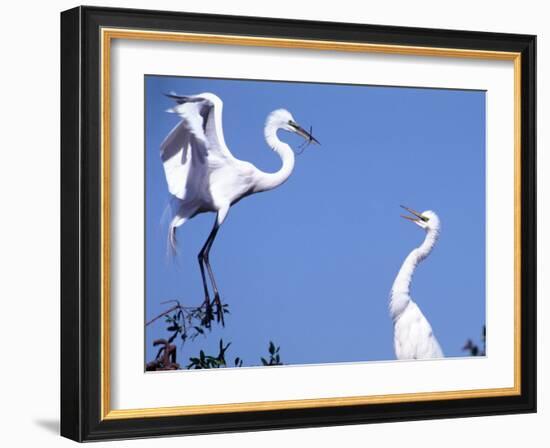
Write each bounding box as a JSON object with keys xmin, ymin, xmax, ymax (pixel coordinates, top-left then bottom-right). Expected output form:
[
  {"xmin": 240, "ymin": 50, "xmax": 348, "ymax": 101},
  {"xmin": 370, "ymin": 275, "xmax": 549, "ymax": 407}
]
[
  {"xmin": 197, "ymin": 226, "xmax": 215, "ymax": 309},
  {"xmin": 199, "ymin": 222, "xmax": 224, "ymax": 325},
  {"xmin": 197, "ymin": 254, "xmax": 210, "ymax": 303},
  {"xmin": 198, "ymin": 208, "xmax": 228, "ymax": 326}
]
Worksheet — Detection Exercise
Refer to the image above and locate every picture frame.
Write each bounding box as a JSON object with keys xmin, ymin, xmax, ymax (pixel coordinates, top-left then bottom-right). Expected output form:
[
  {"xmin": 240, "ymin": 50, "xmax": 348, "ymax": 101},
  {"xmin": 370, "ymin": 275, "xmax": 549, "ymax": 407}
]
[{"xmin": 60, "ymin": 5, "xmax": 536, "ymax": 442}]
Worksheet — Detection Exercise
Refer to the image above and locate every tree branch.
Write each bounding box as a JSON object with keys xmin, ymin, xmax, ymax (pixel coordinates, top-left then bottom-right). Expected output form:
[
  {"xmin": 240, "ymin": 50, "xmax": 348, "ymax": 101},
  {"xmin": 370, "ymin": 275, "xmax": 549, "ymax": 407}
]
[{"xmin": 145, "ymin": 304, "xmax": 180, "ymax": 326}]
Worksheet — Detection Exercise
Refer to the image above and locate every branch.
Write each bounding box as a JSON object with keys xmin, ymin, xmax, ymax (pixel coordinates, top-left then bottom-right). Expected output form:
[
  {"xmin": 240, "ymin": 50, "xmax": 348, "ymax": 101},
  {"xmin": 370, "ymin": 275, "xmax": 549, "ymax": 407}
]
[{"xmin": 145, "ymin": 304, "xmax": 180, "ymax": 326}]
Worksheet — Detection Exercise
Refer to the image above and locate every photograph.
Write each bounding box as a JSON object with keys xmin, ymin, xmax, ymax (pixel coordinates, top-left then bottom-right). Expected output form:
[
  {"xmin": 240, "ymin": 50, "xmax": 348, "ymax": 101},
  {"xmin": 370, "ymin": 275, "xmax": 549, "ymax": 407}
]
[
  {"xmin": 144, "ymin": 75, "xmax": 487, "ymax": 371},
  {"xmin": 59, "ymin": 6, "xmax": 536, "ymax": 441}
]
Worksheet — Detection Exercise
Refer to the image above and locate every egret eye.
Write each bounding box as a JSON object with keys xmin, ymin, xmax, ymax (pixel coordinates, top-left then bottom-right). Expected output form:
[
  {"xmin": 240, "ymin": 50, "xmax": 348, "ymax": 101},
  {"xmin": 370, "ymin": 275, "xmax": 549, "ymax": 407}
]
[{"xmin": 421, "ymin": 216, "xmax": 429, "ymax": 222}]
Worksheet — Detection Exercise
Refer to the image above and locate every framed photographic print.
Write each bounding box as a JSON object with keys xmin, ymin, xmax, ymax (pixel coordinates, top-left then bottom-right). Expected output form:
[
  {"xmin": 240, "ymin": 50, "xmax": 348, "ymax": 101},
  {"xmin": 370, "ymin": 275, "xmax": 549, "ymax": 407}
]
[{"xmin": 60, "ymin": 6, "xmax": 536, "ymax": 442}]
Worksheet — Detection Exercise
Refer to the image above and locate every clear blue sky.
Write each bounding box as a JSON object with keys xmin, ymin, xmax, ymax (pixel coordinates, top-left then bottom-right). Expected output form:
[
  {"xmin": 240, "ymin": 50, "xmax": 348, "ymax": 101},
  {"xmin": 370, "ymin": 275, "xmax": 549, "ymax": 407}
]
[{"xmin": 145, "ymin": 75, "xmax": 486, "ymax": 367}]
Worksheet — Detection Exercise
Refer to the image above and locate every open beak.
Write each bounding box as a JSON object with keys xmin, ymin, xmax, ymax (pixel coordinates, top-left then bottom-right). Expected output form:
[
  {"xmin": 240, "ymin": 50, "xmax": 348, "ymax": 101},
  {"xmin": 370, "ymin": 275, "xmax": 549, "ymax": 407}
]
[
  {"xmin": 400, "ymin": 205, "xmax": 428, "ymax": 223},
  {"xmin": 290, "ymin": 121, "xmax": 320, "ymax": 145}
]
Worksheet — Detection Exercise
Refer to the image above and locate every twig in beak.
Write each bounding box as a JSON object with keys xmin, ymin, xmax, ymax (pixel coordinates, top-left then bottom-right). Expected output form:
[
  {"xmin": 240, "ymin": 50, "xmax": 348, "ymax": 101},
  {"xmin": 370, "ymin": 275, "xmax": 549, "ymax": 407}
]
[{"xmin": 296, "ymin": 126, "xmax": 316, "ymax": 155}]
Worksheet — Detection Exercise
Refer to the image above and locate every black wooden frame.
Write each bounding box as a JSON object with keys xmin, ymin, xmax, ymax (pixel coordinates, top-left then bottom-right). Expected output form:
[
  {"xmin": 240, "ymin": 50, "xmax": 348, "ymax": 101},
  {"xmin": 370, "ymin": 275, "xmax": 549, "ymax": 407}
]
[{"xmin": 61, "ymin": 5, "xmax": 536, "ymax": 442}]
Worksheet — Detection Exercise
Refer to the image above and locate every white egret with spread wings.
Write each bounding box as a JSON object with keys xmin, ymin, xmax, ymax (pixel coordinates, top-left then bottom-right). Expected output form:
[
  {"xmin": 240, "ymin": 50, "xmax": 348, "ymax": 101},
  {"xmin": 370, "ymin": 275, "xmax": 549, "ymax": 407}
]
[
  {"xmin": 389, "ymin": 206, "xmax": 444, "ymax": 360},
  {"xmin": 160, "ymin": 92, "xmax": 319, "ymax": 324}
]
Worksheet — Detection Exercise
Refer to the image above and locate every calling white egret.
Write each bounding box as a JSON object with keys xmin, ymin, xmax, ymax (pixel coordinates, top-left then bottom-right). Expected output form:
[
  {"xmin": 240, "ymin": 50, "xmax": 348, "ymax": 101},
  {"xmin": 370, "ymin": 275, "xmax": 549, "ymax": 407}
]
[
  {"xmin": 160, "ymin": 92, "xmax": 319, "ymax": 323},
  {"xmin": 389, "ymin": 205, "xmax": 444, "ymax": 360}
]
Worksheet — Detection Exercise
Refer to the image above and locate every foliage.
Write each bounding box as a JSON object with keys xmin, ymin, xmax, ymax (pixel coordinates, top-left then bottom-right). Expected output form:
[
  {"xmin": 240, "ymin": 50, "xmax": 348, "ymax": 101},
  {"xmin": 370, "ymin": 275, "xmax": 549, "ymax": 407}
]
[
  {"xmin": 146, "ymin": 296, "xmax": 284, "ymax": 370},
  {"xmin": 187, "ymin": 339, "xmax": 234, "ymax": 369},
  {"xmin": 149, "ymin": 299, "xmax": 229, "ymax": 344},
  {"xmin": 144, "ymin": 298, "xmax": 230, "ymax": 371},
  {"xmin": 187, "ymin": 339, "xmax": 283, "ymax": 369},
  {"xmin": 463, "ymin": 325, "xmax": 486, "ymax": 356},
  {"xmin": 260, "ymin": 341, "xmax": 283, "ymax": 366}
]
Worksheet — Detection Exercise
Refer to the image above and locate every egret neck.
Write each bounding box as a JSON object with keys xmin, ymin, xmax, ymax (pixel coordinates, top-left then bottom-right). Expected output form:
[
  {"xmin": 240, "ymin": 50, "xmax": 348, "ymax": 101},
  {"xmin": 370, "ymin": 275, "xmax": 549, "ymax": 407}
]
[
  {"xmin": 390, "ymin": 226, "xmax": 439, "ymax": 319},
  {"xmin": 253, "ymin": 126, "xmax": 296, "ymax": 193}
]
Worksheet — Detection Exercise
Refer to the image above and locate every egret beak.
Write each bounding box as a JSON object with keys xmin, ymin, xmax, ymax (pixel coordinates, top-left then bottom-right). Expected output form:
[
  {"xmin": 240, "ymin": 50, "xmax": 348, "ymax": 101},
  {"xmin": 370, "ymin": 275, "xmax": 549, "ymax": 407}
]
[
  {"xmin": 400, "ymin": 205, "xmax": 428, "ymax": 222},
  {"xmin": 290, "ymin": 121, "xmax": 320, "ymax": 145}
]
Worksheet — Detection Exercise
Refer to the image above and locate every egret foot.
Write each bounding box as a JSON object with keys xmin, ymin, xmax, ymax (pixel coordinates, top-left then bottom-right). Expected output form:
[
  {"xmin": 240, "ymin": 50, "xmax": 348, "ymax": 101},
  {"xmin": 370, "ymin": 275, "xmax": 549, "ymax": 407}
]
[
  {"xmin": 212, "ymin": 294, "xmax": 226, "ymax": 327},
  {"xmin": 199, "ymin": 297, "xmax": 215, "ymax": 329}
]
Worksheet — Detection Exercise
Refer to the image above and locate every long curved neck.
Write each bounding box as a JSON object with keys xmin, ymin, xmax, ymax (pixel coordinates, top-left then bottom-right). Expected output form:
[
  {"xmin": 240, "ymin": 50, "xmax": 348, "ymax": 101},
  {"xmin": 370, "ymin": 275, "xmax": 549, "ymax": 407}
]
[
  {"xmin": 253, "ymin": 125, "xmax": 296, "ymax": 193},
  {"xmin": 389, "ymin": 228, "xmax": 439, "ymax": 320}
]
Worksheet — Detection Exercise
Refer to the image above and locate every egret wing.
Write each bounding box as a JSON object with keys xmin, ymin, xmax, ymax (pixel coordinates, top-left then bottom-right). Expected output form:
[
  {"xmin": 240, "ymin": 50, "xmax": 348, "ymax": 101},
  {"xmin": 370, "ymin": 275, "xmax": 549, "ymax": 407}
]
[
  {"xmin": 407, "ymin": 303, "xmax": 443, "ymax": 359},
  {"xmin": 394, "ymin": 301, "xmax": 443, "ymax": 359},
  {"xmin": 160, "ymin": 93, "xmax": 234, "ymax": 201}
]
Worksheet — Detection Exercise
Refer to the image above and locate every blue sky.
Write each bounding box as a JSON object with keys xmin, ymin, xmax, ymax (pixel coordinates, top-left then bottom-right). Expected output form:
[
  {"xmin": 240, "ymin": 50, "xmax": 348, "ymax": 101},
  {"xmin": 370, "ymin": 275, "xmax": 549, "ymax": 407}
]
[{"xmin": 145, "ymin": 75, "xmax": 486, "ymax": 368}]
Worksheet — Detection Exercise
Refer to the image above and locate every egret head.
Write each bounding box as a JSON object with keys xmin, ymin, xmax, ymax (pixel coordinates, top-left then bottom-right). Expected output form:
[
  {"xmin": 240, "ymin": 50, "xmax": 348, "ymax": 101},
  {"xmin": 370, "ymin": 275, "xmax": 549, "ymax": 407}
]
[
  {"xmin": 266, "ymin": 109, "xmax": 320, "ymax": 145},
  {"xmin": 400, "ymin": 206, "xmax": 440, "ymax": 232}
]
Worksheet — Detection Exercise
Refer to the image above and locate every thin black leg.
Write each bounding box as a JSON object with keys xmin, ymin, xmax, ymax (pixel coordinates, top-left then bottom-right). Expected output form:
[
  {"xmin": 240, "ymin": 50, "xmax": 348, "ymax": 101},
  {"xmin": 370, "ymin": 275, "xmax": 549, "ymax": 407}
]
[
  {"xmin": 203, "ymin": 226, "xmax": 220, "ymax": 298},
  {"xmin": 197, "ymin": 240, "xmax": 211, "ymax": 305},
  {"xmin": 199, "ymin": 217, "xmax": 225, "ymax": 325},
  {"xmin": 197, "ymin": 219, "xmax": 220, "ymax": 323}
]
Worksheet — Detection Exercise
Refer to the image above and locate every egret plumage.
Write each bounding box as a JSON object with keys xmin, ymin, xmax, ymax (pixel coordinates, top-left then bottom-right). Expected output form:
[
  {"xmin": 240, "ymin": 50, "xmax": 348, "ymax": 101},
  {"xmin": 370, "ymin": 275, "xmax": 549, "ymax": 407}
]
[
  {"xmin": 389, "ymin": 206, "xmax": 444, "ymax": 360},
  {"xmin": 160, "ymin": 92, "xmax": 319, "ymax": 323}
]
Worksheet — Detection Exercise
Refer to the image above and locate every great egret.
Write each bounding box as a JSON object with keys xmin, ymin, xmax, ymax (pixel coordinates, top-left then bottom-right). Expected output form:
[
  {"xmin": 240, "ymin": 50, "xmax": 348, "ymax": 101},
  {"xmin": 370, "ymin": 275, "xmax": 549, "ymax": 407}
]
[
  {"xmin": 160, "ymin": 92, "xmax": 319, "ymax": 323},
  {"xmin": 389, "ymin": 205, "xmax": 444, "ymax": 360}
]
